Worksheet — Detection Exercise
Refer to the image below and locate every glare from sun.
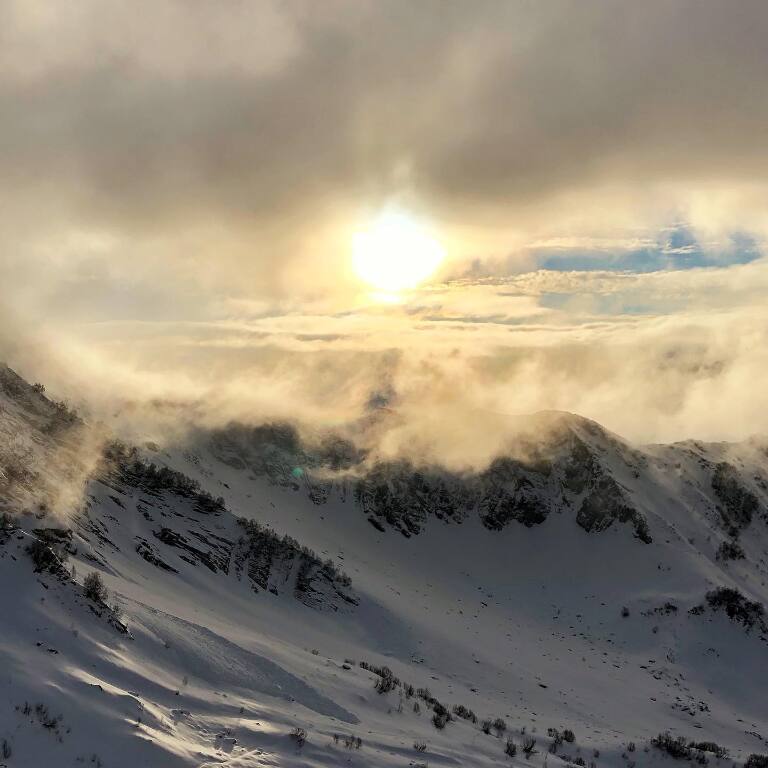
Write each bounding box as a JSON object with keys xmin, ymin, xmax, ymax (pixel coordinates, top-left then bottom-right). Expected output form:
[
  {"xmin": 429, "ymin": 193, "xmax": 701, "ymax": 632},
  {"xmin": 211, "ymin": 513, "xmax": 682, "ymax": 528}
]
[{"xmin": 352, "ymin": 210, "xmax": 445, "ymax": 294}]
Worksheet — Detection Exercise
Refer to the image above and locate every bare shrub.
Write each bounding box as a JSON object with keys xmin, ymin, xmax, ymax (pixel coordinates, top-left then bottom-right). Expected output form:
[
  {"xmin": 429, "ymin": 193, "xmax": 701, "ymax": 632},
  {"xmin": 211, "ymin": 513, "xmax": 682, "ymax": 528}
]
[
  {"xmin": 343, "ymin": 734, "xmax": 362, "ymax": 749},
  {"xmin": 651, "ymin": 732, "xmax": 692, "ymax": 760},
  {"xmin": 290, "ymin": 727, "xmax": 307, "ymax": 748},
  {"xmin": 523, "ymin": 736, "xmax": 538, "ymax": 758},
  {"xmin": 549, "ymin": 728, "xmax": 564, "ymax": 752},
  {"xmin": 453, "ymin": 704, "xmax": 477, "ymax": 723},
  {"xmin": 83, "ymin": 571, "xmax": 108, "ymax": 603}
]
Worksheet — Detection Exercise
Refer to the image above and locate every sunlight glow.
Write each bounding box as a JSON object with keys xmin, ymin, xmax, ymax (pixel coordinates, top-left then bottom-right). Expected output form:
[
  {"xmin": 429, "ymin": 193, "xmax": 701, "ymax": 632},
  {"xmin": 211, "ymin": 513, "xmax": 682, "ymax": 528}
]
[{"xmin": 352, "ymin": 210, "xmax": 445, "ymax": 293}]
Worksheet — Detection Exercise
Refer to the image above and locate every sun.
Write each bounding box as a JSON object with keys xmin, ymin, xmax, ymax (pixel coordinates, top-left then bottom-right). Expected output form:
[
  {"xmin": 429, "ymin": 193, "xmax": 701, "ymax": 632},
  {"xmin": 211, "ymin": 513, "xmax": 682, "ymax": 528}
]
[{"xmin": 352, "ymin": 210, "xmax": 445, "ymax": 293}]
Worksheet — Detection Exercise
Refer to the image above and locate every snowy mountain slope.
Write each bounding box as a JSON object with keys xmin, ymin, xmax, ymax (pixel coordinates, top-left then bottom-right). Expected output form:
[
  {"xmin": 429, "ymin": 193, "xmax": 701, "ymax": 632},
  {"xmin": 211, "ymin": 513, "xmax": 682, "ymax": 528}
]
[
  {"xmin": 1, "ymin": 363, "xmax": 767, "ymax": 768},
  {"xmin": 77, "ymin": 446, "xmax": 357, "ymax": 615}
]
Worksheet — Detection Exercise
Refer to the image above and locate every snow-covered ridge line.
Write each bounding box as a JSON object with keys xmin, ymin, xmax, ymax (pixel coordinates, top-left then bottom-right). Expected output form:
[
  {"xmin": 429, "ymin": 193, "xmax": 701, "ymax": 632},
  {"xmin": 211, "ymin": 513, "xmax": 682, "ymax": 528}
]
[{"xmin": 197, "ymin": 409, "xmax": 767, "ymax": 550}]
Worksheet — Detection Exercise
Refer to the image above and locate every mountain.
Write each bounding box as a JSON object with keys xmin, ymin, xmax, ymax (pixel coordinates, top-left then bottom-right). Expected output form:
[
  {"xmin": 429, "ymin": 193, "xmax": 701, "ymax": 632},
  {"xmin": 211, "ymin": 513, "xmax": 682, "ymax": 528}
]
[{"xmin": 1, "ymin": 363, "xmax": 767, "ymax": 768}]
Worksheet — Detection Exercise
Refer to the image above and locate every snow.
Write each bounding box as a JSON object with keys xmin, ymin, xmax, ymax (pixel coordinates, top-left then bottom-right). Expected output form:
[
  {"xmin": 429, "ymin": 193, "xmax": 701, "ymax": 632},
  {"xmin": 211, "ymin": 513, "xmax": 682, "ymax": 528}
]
[{"xmin": 1, "ymin": 364, "xmax": 767, "ymax": 767}]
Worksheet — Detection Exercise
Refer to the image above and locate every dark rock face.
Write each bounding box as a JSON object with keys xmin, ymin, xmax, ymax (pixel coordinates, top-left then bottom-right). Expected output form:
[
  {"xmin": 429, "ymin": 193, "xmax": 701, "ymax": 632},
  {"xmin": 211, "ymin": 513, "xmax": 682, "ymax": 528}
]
[
  {"xmin": 478, "ymin": 474, "xmax": 549, "ymax": 530},
  {"xmin": 479, "ymin": 456, "xmax": 551, "ymax": 530},
  {"xmin": 712, "ymin": 462, "xmax": 760, "ymax": 530},
  {"xmin": 208, "ymin": 422, "xmax": 362, "ymax": 489},
  {"xmin": 576, "ymin": 477, "xmax": 652, "ymax": 543},
  {"xmin": 350, "ymin": 433, "xmax": 652, "ymax": 542},
  {"xmin": 354, "ymin": 463, "xmax": 472, "ymax": 536},
  {"xmin": 210, "ymin": 417, "xmax": 654, "ymax": 543},
  {"xmin": 135, "ymin": 537, "xmax": 178, "ymax": 573},
  {"xmin": 153, "ymin": 527, "xmax": 227, "ymax": 573},
  {"xmin": 563, "ymin": 439, "xmax": 600, "ymax": 495}
]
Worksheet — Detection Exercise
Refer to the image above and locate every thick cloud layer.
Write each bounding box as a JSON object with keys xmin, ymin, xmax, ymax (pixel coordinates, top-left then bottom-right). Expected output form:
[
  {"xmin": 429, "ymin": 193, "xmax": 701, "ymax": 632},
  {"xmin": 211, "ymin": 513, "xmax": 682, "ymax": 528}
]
[
  {"xmin": 2, "ymin": 1, "xmax": 768, "ymax": 456},
  {"xmin": 3, "ymin": 1, "xmax": 768, "ymax": 288}
]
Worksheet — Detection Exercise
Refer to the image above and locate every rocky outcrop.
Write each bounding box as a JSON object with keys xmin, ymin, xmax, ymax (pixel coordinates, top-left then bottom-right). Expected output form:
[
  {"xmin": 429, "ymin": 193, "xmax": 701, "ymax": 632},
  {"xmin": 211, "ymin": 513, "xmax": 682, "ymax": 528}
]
[
  {"xmin": 576, "ymin": 476, "xmax": 651, "ymax": 543},
  {"xmin": 712, "ymin": 462, "xmax": 760, "ymax": 531},
  {"xmin": 208, "ymin": 416, "xmax": 654, "ymax": 543}
]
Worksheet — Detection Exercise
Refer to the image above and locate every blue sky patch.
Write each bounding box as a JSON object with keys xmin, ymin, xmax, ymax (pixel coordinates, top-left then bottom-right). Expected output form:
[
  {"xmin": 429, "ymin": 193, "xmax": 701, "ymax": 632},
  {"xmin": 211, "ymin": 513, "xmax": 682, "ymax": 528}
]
[{"xmin": 537, "ymin": 228, "xmax": 762, "ymax": 273}]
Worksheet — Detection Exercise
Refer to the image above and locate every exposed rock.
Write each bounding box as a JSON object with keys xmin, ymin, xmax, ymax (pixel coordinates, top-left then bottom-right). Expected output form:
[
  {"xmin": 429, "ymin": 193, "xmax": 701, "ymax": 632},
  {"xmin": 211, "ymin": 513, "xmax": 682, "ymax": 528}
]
[{"xmin": 712, "ymin": 462, "xmax": 760, "ymax": 530}]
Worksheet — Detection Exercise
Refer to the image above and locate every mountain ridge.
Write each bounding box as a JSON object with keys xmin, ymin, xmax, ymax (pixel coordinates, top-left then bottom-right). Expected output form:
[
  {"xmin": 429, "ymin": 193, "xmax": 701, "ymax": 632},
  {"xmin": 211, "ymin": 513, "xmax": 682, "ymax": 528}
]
[{"xmin": 1, "ymin": 362, "xmax": 767, "ymax": 767}]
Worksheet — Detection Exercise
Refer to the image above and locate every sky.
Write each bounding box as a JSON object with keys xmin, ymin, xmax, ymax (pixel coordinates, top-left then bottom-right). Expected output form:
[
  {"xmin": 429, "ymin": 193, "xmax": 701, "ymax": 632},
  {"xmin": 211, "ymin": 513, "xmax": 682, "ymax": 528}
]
[{"xmin": 2, "ymin": 0, "xmax": 768, "ymax": 456}]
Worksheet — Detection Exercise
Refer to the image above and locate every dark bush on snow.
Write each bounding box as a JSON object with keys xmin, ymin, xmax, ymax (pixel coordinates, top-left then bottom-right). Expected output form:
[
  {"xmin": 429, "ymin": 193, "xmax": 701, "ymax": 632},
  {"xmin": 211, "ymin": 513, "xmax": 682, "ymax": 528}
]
[
  {"xmin": 645, "ymin": 602, "xmax": 678, "ymax": 616},
  {"xmin": 522, "ymin": 736, "xmax": 538, "ymax": 758},
  {"xmin": 360, "ymin": 661, "xmax": 400, "ymax": 694},
  {"xmin": 745, "ymin": 756, "xmax": 768, "ymax": 768},
  {"xmin": 651, "ymin": 733, "xmax": 728, "ymax": 761},
  {"xmin": 26, "ymin": 537, "xmax": 68, "ymax": 574},
  {"xmin": 548, "ymin": 728, "xmax": 563, "ymax": 742},
  {"xmin": 691, "ymin": 742, "xmax": 728, "ymax": 760},
  {"xmin": 290, "ymin": 727, "xmax": 306, "ymax": 747},
  {"xmin": 342, "ymin": 734, "xmax": 362, "ymax": 749},
  {"xmin": 705, "ymin": 587, "xmax": 765, "ymax": 630},
  {"xmin": 83, "ymin": 571, "xmax": 108, "ymax": 603},
  {"xmin": 105, "ymin": 442, "xmax": 226, "ymax": 515},
  {"xmin": 241, "ymin": 518, "xmax": 352, "ymax": 588},
  {"xmin": 17, "ymin": 702, "xmax": 62, "ymax": 731},
  {"xmin": 411, "ymin": 686, "xmax": 452, "ymax": 726},
  {"xmin": 0, "ymin": 512, "xmax": 15, "ymax": 531},
  {"xmin": 374, "ymin": 673, "xmax": 397, "ymax": 694},
  {"xmin": 452, "ymin": 704, "xmax": 477, "ymax": 723},
  {"xmin": 27, "ymin": 539, "xmax": 59, "ymax": 572},
  {"xmin": 716, "ymin": 541, "xmax": 745, "ymax": 561},
  {"xmin": 652, "ymin": 732, "xmax": 692, "ymax": 760},
  {"xmin": 492, "ymin": 717, "xmax": 507, "ymax": 736}
]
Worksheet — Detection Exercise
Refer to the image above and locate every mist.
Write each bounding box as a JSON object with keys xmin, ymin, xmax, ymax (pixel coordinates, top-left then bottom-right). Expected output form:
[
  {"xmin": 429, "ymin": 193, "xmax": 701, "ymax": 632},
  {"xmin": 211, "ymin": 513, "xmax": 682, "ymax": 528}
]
[{"xmin": 2, "ymin": 0, "xmax": 768, "ymax": 468}]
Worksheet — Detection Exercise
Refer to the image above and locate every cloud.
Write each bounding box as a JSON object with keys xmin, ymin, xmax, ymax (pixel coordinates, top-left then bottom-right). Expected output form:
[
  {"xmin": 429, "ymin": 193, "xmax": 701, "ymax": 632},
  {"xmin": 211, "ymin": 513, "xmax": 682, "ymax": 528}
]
[
  {"xmin": 3, "ymin": 257, "xmax": 766, "ymax": 468},
  {"xmin": 2, "ymin": 1, "xmax": 768, "ymax": 462},
  {"xmin": 2, "ymin": 1, "xmax": 768, "ymax": 297}
]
